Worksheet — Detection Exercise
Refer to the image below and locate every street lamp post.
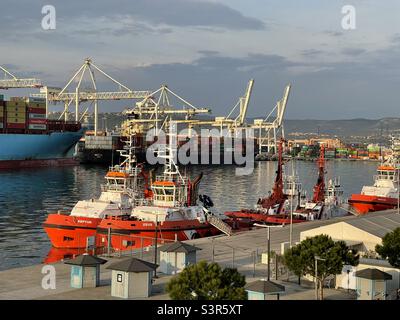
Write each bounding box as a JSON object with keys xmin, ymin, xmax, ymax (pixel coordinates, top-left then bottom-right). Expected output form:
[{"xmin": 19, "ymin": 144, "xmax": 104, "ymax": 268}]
[
  {"xmin": 254, "ymin": 223, "xmax": 284, "ymax": 281},
  {"xmin": 314, "ymin": 255, "xmax": 326, "ymax": 300},
  {"xmin": 267, "ymin": 227, "xmax": 271, "ymax": 280},
  {"xmin": 154, "ymin": 215, "xmax": 159, "ymax": 278}
]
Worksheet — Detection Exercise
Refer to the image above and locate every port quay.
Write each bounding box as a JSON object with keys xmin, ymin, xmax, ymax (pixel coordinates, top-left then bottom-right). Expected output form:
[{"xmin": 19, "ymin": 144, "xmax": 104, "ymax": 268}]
[
  {"xmin": 1, "ymin": 210, "xmax": 400, "ymax": 302},
  {"xmin": 2, "ymin": 3, "xmax": 400, "ymax": 317}
]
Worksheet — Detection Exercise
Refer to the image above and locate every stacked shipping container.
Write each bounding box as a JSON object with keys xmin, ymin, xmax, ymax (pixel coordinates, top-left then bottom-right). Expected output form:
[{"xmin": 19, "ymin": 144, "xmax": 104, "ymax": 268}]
[
  {"xmin": 26, "ymin": 97, "xmax": 46, "ymax": 130},
  {"xmin": 0, "ymin": 97, "xmax": 47, "ymax": 132},
  {"xmin": 7, "ymin": 97, "xmax": 27, "ymax": 129},
  {"xmin": 84, "ymin": 135, "xmax": 122, "ymax": 150}
]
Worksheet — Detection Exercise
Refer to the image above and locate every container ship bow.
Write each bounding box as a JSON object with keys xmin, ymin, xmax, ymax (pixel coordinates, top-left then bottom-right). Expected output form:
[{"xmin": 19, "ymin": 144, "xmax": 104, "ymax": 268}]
[{"xmin": 0, "ymin": 96, "xmax": 83, "ymax": 169}]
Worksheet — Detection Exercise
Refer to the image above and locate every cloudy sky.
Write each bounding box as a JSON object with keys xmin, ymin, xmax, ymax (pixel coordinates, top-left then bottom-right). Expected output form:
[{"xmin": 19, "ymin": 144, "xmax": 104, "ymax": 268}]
[{"xmin": 1, "ymin": 0, "xmax": 400, "ymax": 119}]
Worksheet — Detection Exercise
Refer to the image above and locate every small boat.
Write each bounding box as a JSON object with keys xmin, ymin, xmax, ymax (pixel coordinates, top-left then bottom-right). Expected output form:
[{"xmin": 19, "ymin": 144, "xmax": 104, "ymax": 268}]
[
  {"xmin": 349, "ymin": 156, "xmax": 399, "ymax": 214},
  {"xmin": 43, "ymin": 136, "xmax": 148, "ymax": 248}
]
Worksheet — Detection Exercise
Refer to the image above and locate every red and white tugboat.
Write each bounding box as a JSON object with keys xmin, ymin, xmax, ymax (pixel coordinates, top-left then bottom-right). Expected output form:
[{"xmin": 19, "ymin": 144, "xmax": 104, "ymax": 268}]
[
  {"xmin": 290, "ymin": 145, "xmax": 327, "ymax": 221},
  {"xmin": 225, "ymin": 143, "xmax": 343, "ymax": 224},
  {"xmin": 43, "ymin": 136, "xmax": 146, "ymax": 248},
  {"xmin": 348, "ymin": 156, "xmax": 399, "ymax": 214},
  {"xmin": 96, "ymin": 143, "xmax": 237, "ymax": 252},
  {"xmin": 224, "ymin": 140, "xmax": 293, "ymax": 224}
]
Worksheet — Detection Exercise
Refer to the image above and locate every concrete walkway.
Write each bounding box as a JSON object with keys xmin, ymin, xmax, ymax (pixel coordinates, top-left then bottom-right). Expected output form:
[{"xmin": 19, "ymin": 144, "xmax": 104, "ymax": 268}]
[{"xmin": 1, "ymin": 210, "xmax": 391, "ymax": 300}]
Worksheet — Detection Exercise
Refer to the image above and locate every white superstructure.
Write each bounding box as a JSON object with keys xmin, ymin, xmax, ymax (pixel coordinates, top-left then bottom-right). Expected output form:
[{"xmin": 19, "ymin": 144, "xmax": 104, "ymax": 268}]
[
  {"xmin": 70, "ymin": 135, "xmax": 143, "ymax": 219},
  {"xmin": 360, "ymin": 157, "xmax": 399, "ymax": 198}
]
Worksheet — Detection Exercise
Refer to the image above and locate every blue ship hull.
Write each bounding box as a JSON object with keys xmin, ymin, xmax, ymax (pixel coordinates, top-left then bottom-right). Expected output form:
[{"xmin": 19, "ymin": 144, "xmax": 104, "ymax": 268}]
[{"xmin": 0, "ymin": 131, "xmax": 83, "ymax": 161}]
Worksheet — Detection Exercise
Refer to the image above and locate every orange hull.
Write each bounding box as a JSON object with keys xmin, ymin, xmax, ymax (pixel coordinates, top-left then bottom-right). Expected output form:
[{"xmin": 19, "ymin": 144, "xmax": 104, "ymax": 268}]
[
  {"xmin": 43, "ymin": 214, "xmax": 102, "ymax": 248},
  {"xmin": 97, "ymin": 218, "xmax": 223, "ymax": 251},
  {"xmin": 348, "ymin": 194, "xmax": 398, "ymax": 214}
]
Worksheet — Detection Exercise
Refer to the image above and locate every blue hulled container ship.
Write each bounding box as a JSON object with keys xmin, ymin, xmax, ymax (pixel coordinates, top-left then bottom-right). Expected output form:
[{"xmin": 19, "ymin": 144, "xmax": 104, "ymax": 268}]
[{"xmin": 0, "ymin": 96, "xmax": 83, "ymax": 169}]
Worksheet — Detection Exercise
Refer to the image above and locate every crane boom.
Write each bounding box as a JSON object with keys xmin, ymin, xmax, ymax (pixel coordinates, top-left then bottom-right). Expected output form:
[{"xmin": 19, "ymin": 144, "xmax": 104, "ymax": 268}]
[
  {"xmin": 277, "ymin": 84, "xmax": 290, "ymax": 127},
  {"xmin": 0, "ymin": 65, "xmax": 42, "ymax": 89},
  {"xmin": 31, "ymin": 90, "xmax": 151, "ymax": 101},
  {"xmin": 237, "ymin": 79, "xmax": 254, "ymax": 125}
]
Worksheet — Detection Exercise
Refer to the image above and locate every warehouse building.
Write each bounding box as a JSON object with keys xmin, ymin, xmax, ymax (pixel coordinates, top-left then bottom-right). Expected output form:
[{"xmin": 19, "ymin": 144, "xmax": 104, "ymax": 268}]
[
  {"xmin": 299, "ymin": 211, "xmax": 400, "ymax": 299},
  {"xmin": 300, "ymin": 211, "xmax": 400, "ymax": 255}
]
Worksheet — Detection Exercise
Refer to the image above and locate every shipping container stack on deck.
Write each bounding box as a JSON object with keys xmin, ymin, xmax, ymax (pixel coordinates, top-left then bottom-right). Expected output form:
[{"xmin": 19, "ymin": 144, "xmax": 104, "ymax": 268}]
[
  {"xmin": 26, "ymin": 97, "xmax": 47, "ymax": 131},
  {"xmin": 6, "ymin": 97, "xmax": 27, "ymax": 130},
  {"xmin": 0, "ymin": 96, "xmax": 48, "ymax": 133}
]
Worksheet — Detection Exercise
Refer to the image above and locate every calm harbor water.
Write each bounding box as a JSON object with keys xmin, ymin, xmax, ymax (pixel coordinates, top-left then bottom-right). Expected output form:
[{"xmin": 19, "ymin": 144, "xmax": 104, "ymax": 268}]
[{"xmin": 0, "ymin": 160, "xmax": 378, "ymax": 271}]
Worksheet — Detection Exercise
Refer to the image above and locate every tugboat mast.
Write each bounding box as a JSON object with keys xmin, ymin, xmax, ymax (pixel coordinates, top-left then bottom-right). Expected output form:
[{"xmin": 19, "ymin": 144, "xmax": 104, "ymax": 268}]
[
  {"xmin": 313, "ymin": 144, "xmax": 326, "ymax": 203},
  {"xmin": 259, "ymin": 139, "xmax": 286, "ymax": 210}
]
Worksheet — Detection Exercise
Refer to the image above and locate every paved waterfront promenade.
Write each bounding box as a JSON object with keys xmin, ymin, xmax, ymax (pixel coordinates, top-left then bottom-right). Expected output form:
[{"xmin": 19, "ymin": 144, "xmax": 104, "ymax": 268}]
[{"xmin": 0, "ymin": 210, "xmax": 388, "ymax": 300}]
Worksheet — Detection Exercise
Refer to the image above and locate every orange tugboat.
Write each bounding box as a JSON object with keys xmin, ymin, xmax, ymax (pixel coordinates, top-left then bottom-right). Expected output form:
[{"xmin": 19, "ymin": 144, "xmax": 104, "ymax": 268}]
[
  {"xmin": 96, "ymin": 144, "xmax": 241, "ymax": 252},
  {"xmin": 43, "ymin": 136, "xmax": 147, "ymax": 248},
  {"xmin": 348, "ymin": 157, "xmax": 399, "ymax": 214}
]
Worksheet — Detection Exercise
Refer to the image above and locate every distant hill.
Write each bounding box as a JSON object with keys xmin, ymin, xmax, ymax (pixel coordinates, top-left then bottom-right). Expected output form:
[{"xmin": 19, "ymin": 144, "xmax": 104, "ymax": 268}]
[
  {"xmin": 283, "ymin": 118, "xmax": 400, "ymax": 137},
  {"xmin": 52, "ymin": 112, "xmax": 400, "ymax": 139}
]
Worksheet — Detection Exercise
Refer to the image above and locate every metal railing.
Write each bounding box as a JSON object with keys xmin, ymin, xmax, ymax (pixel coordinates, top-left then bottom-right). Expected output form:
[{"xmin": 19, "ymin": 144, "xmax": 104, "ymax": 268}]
[{"xmin": 204, "ymin": 239, "xmax": 292, "ymax": 280}]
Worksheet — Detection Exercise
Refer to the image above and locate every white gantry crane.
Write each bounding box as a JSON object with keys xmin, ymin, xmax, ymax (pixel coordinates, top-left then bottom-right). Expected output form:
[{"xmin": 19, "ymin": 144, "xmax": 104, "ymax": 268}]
[
  {"xmin": 0, "ymin": 65, "xmax": 43, "ymax": 89},
  {"xmin": 31, "ymin": 58, "xmax": 151, "ymax": 135},
  {"xmin": 221, "ymin": 78, "xmax": 254, "ymax": 129},
  {"xmin": 251, "ymin": 84, "xmax": 291, "ymax": 155},
  {"xmin": 122, "ymin": 84, "xmax": 211, "ymax": 136},
  {"xmin": 181, "ymin": 79, "xmax": 254, "ymax": 137}
]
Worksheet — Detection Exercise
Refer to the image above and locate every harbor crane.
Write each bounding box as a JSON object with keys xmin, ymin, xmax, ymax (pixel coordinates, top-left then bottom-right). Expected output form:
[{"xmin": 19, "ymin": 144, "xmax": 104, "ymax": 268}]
[
  {"xmin": 182, "ymin": 79, "xmax": 255, "ymax": 137},
  {"xmin": 122, "ymin": 85, "xmax": 211, "ymax": 136},
  {"xmin": 250, "ymin": 84, "xmax": 291, "ymax": 155},
  {"xmin": 218, "ymin": 78, "xmax": 254, "ymax": 130},
  {"xmin": 0, "ymin": 65, "xmax": 43, "ymax": 89},
  {"xmin": 31, "ymin": 58, "xmax": 151, "ymax": 135}
]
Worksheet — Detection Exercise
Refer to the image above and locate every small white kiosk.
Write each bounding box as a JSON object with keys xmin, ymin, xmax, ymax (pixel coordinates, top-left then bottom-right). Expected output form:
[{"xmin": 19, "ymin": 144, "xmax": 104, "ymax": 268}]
[
  {"xmin": 107, "ymin": 258, "xmax": 158, "ymax": 299},
  {"xmin": 64, "ymin": 254, "xmax": 107, "ymax": 289},
  {"xmin": 355, "ymin": 268, "xmax": 392, "ymax": 300},
  {"xmin": 158, "ymin": 241, "xmax": 201, "ymax": 275}
]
